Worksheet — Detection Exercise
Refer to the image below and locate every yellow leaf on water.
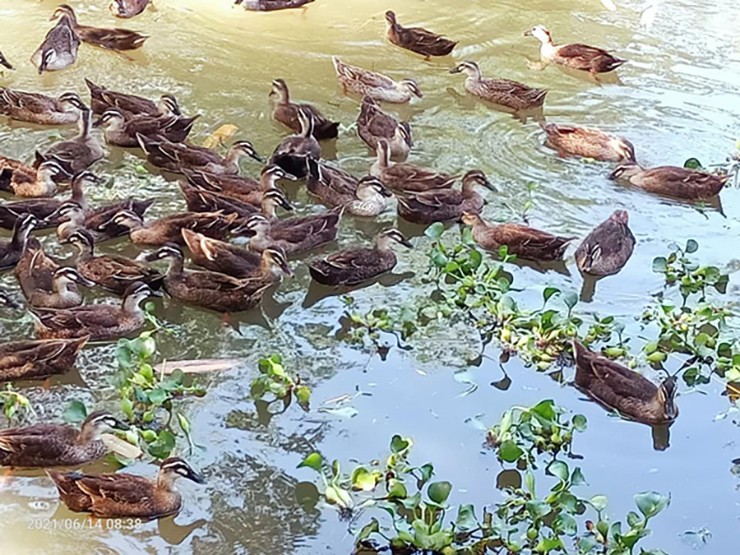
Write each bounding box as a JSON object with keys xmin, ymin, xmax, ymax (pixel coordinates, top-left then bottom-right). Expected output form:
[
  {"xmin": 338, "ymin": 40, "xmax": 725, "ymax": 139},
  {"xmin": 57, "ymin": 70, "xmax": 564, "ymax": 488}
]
[{"xmin": 202, "ymin": 124, "xmax": 239, "ymax": 149}]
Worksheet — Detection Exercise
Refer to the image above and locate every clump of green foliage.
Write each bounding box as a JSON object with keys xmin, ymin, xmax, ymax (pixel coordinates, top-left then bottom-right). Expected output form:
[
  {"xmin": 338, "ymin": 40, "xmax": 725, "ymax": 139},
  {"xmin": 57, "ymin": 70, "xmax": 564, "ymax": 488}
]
[
  {"xmin": 250, "ymin": 354, "xmax": 311, "ymax": 412},
  {"xmin": 0, "ymin": 384, "xmax": 34, "ymax": 425}
]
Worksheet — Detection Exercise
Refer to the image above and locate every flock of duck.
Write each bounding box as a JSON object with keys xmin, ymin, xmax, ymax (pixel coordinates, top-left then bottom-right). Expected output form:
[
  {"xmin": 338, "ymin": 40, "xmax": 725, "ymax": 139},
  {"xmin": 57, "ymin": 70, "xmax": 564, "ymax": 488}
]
[{"xmin": 0, "ymin": 3, "xmax": 729, "ymax": 520}]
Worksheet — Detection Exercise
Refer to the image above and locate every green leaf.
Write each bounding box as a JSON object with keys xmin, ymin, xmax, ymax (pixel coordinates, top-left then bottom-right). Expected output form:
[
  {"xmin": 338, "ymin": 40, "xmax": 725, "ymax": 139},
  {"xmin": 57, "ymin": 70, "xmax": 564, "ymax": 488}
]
[
  {"xmin": 455, "ymin": 504, "xmax": 477, "ymax": 531},
  {"xmin": 417, "ymin": 463, "xmax": 434, "ymax": 484},
  {"xmin": 147, "ymin": 387, "xmax": 167, "ymax": 406},
  {"xmin": 387, "ymin": 478, "xmax": 408, "ymax": 499},
  {"xmin": 635, "ymin": 491, "xmax": 670, "ymax": 519},
  {"xmin": 553, "ymin": 512, "xmax": 578, "ymax": 535},
  {"xmin": 652, "ymin": 257, "xmax": 668, "ymax": 273},
  {"xmin": 351, "ymin": 467, "xmax": 377, "ymax": 492},
  {"xmin": 498, "ymin": 440, "xmax": 524, "ymax": 463},
  {"xmin": 176, "ymin": 412, "xmax": 191, "ymax": 434},
  {"xmin": 297, "ymin": 451, "xmax": 323, "ymax": 472},
  {"xmin": 294, "ymin": 385, "xmax": 311, "ymax": 411},
  {"xmin": 427, "ymin": 481, "xmax": 452, "ymax": 505},
  {"xmin": 590, "ymin": 494, "xmax": 608, "ymax": 511},
  {"xmin": 325, "ymin": 484, "xmax": 353, "ymax": 509},
  {"xmin": 62, "ymin": 400, "xmax": 88, "ymax": 424},
  {"xmin": 572, "ymin": 414, "xmax": 588, "ymax": 432},
  {"xmin": 548, "ymin": 460, "xmax": 569, "ymax": 482},
  {"xmin": 571, "ymin": 467, "xmax": 588, "ymax": 486},
  {"xmin": 543, "ymin": 286, "xmax": 560, "ymax": 303},
  {"xmin": 424, "ymin": 222, "xmax": 445, "ymax": 240},
  {"xmin": 685, "ymin": 239, "xmax": 699, "ymax": 253},
  {"xmin": 683, "ymin": 158, "xmax": 703, "ymax": 169},
  {"xmin": 559, "ymin": 290, "xmax": 578, "ymax": 310},
  {"xmin": 148, "ymin": 429, "xmax": 176, "ymax": 459},
  {"xmin": 526, "ymin": 500, "xmax": 551, "ymax": 520},
  {"xmin": 390, "ymin": 435, "xmax": 411, "ymax": 454},
  {"xmin": 531, "ymin": 399, "xmax": 557, "ymax": 422},
  {"xmin": 355, "ymin": 518, "xmax": 379, "ymax": 543}
]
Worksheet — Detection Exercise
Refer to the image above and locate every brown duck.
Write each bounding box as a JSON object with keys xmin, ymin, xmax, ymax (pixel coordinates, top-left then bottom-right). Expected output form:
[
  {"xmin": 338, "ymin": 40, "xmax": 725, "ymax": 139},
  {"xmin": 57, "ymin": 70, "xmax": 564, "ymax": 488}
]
[
  {"xmin": 0, "ymin": 158, "xmax": 66, "ymax": 198},
  {"xmin": 307, "ymin": 158, "xmax": 392, "ymax": 217},
  {"xmin": 107, "ymin": 210, "xmax": 237, "ymax": 246},
  {"xmin": 572, "ymin": 340, "xmax": 679, "ymax": 425},
  {"xmin": 0, "ymin": 337, "xmax": 88, "ymax": 381},
  {"xmin": 575, "ymin": 210, "xmax": 635, "ymax": 277},
  {"xmin": 541, "ymin": 123, "xmax": 635, "ymax": 162},
  {"xmin": 52, "ymin": 5, "xmax": 148, "ymax": 51},
  {"xmin": 179, "ymin": 183, "xmax": 293, "ymax": 219},
  {"xmin": 0, "ymin": 90, "xmax": 84, "ymax": 126},
  {"xmin": 240, "ymin": 212, "xmax": 340, "ymax": 256},
  {"xmin": 95, "ymin": 108, "xmax": 198, "ymax": 147},
  {"xmin": 110, "ymin": 0, "xmax": 150, "ymax": 18},
  {"xmin": 384, "ymin": 11, "xmax": 457, "ymax": 58},
  {"xmin": 270, "ymin": 79, "xmax": 339, "ymax": 140},
  {"xmin": 450, "ymin": 61, "xmax": 547, "ymax": 111},
  {"xmin": 0, "ymin": 215, "xmax": 40, "ymax": 272},
  {"xmin": 269, "ymin": 108, "xmax": 322, "ymax": 178},
  {"xmin": 85, "ymin": 79, "xmax": 181, "ymax": 117},
  {"xmin": 48, "ymin": 457, "xmax": 204, "ymax": 518},
  {"xmin": 183, "ymin": 165, "xmax": 295, "ymax": 208},
  {"xmin": 357, "ymin": 96, "xmax": 412, "ymax": 161},
  {"xmin": 31, "ymin": 13, "xmax": 80, "ymax": 74},
  {"xmin": 371, "ymin": 140, "xmax": 458, "ymax": 193},
  {"xmin": 182, "ymin": 229, "xmax": 262, "ymax": 279},
  {"xmin": 461, "ymin": 213, "xmax": 574, "ymax": 261},
  {"xmin": 610, "ymin": 164, "xmax": 729, "ymax": 200},
  {"xmin": 0, "ymin": 411, "xmax": 128, "ymax": 467}
]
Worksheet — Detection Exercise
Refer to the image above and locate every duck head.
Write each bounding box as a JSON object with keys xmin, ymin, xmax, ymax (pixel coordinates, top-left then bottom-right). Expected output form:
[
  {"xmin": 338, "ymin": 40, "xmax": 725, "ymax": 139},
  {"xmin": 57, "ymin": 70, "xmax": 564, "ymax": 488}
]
[
  {"xmin": 399, "ymin": 79, "xmax": 423, "ymax": 99},
  {"xmin": 524, "ymin": 25, "xmax": 553, "ymax": 44}
]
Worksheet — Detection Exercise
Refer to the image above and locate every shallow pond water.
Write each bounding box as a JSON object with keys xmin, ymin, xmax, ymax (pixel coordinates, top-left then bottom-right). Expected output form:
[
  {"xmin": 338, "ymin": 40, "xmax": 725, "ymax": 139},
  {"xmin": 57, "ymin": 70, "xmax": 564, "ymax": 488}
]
[{"xmin": 1, "ymin": 0, "xmax": 739, "ymax": 553}]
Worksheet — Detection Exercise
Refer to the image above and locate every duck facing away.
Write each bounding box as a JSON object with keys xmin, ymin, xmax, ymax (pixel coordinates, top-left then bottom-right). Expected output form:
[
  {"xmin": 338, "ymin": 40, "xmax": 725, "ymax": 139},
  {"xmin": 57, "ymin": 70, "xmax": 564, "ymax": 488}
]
[
  {"xmin": 357, "ymin": 96, "xmax": 412, "ymax": 161},
  {"xmin": 52, "ymin": 5, "xmax": 149, "ymax": 51},
  {"xmin": 0, "ymin": 337, "xmax": 88, "ymax": 381},
  {"xmin": 371, "ymin": 140, "xmax": 458, "ymax": 193},
  {"xmin": 575, "ymin": 210, "xmax": 635, "ymax": 277},
  {"xmin": 0, "ymin": 90, "xmax": 84, "ymax": 126},
  {"xmin": 450, "ymin": 61, "xmax": 547, "ymax": 111},
  {"xmin": 610, "ymin": 164, "xmax": 729, "ymax": 200},
  {"xmin": 95, "ymin": 108, "xmax": 198, "ymax": 147},
  {"xmin": 85, "ymin": 79, "xmax": 181, "ymax": 117},
  {"xmin": 269, "ymin": 108, "xmax": 321, "ymax": 178},
  {"xmin": 397, "ymin": 170, "xmax": 495, "ymax": 224},
  {"xmin": 138, "ymin": 135, "xmax": 262, "ymax": 175},
  {"xmin": 384, "ymin": 11, "xmax": 457, "ymax": 58},
  {"xmin": 110, "ymin": 0, "xmax": 150, "ymax": 18},
  {"xmin": 307, "ymin": 158, "xmax": 392, "ymax": 217},
  {"xmin": 309, "ymin": 229, "xmax": 412, "ymax": 286},
  {"xmin": 0, "ymin": 411, "xmax": 128, "ymax": 468},
  {"xmin": 48, "ymin": 457, "xmax": 204, "ymax": 518},
  {"xmin": 541, "ymin": 123, "xmax": 636, "ymax": 162},
  {"xmin": 332, "ymin": 57, "xmax": 423, "ymax": 104},
  {"xmin": 572, "ymin": 340, "xmax": 678, "ymax": 425},
  {"xmin": 31, "ymin": 281, "xmax": 160, "ymax": 341},
  {"xmin": 524, "ymin": 25, "xmax": 626, "ymax": 76},
  {"xmin": 31, "ymin": 14, "xmax": 80, "ymax": 74},
  {"xmin": 0, "ymin": 215, "xmax": 40, "ymax": 272},
  {"xmin": 461, "ymin": 213, "xmax": 575, "ymax": 262},
  {"xmin": 269, "ymin": 79, "xmax": 339, "ymax": 140}
]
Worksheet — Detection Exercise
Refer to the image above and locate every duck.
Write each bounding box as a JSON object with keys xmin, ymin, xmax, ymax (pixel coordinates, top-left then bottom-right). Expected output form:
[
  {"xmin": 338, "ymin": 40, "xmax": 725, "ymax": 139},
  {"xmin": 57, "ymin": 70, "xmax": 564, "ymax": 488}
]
[
  {"xmin": 64, "ymin": 229, "xmax": 163, "ymax": 295},
  {"xmin": 609, "ymin": 164, "xmax": 729, "ymax": 200},
  {"xmin": 384, "ymin": 10, "xmax": 457, "ymax": 58},
  {"xmin": 524, "ymin": 25, "xmax": 626, "ymax": 76},
  {"xmin": 0, "ymin": 215, "xmax": 40, "ymax": 272},
  {"xmin": 0, "ymin": 172, "xmax": 88, "ymax": 228},
  {"xmin": 572, "ymin": 340, "xmax": 678, "ymax": 425},
  {"xmin": 269, "ymin": 108, "xmax": 321, "ymax": 178},
  {"xmin": 47, "ymin": 457, "xmax": 204, "ymax": 518},
  {"xmin": 85, "ymin": 79, "xmax": 182, "ymax": 117},
  {"xmin": 269, "ymin": 79, "xmax": 339, "ymax": 140},
  {"xmin": 540, "ymin": 123, "xmax": 635, "ymax": 162},
  {"xmin": 137, "ymin": 134, "xmax": 263, "ymax": 175},
  {"xmin": 50, "ymin": 198, "xmax": 154, "ymax": 243},
  {"xmin": 309, "ymin": 229, "xmax": 412, "ymax": 286},
  {"xmin": 307, "ymin": 158, "xmax": 392, "ymax": 217},
  {"xmin": 36, "ymin": 110, "xmax": 105, "ymax": 176},
  {"xmin": 461, "ymin": 213, "xmax": 575, "ymax": 261},
  {"xmin": 182, "ymin": 229, "xmax": 262, "ymax": 279},
  {"xmin": 356, "ymin": 96, "xmax": 412, "ymax": 161},
  {"xmin": 31, "ymin": 13, "xmax": 80, "ymax": 74},
  {"xmin": 183, "ymin": 165, "xmax": 296, "ymax": 208},
  {"xmin": 371, "ymin": 140, "xmax": 458, "ymax": 192},
  {"xmin": 94, "ymin": 108, "xmax": 198, "ymax": 148},
  {"xmin": 0, "ymin": 336, "xmax": 88, "ymax": 381},
  {"xmin": 0, "ymin": 90, "xmax": 85, "ymax": 126},
  {"xmin": 106, "ymin": 210, "xmax": 237, "ymax": 246},
  {"xmin": 575, "ymin": 210, "xmax": 635, "ymax": 277},
  {"xmin": 236, "ymin": 0, "xmax": 316, "ymax": 11},
  {"xmin": 51, "ymin": 5, "xmax": 148, "ymax": 51},
  {"xmin": 110, "ymin": 0, "xmax": 150, "ymax": 18},
  {"xmin": 450, "ymin": 61, "xmax": 547, "ymax": 111},
  {"xmin": 144, "ymin": 245, "xmax": 289, "ymax": 312},
  {"xmin": 0, "ymin": 411, "xmax": 128, "ymax": 468},
  {"xmin": 240, "ymin": 211, "xmax": 340, "ymax": 256},
  {"xmin": 397, "ymin": 170, "xmax": 495, "ymax": 224},
  {"xmin": 332, "ymin": 57, "xmax": 423, "ymax": 104},
  {"xmin": 31, "ymin": 281, "xmax": 161, "ymax": 341},
  {"xmin": 179, "ymin": 183, "xmax": 293, "ymax": 219},
  {"xmin": 0, "ymin": 51, "xmax": 13, "ymax": 70},
  {"xmin": 0, "ymin": 158, "xmax": 67, "ymax": 198}
]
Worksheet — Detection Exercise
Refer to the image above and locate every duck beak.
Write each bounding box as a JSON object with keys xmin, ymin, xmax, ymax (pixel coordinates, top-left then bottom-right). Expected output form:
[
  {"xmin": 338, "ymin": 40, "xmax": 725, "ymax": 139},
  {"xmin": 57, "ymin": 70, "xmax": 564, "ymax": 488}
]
[
  {"xmin": 281, "ymin": 171, "xmax": 298, "ymax": 181},
  {"xmin": 279, "ymin": 197, "xmax": 294, "ymax": 211},
  {"xmin": 0, "ymin": 57, "xmax": 13, "ymax": 71},
  {"xmin": 523, "ymin": 29, "xmax": 533, "ymax": 36},
  {"xmin": 112, "ymin": 419, "xmax": 130, "ymax": 431},
  {"xmin": 92, "ymin": 117, "xmax": 104, "ymax": 128},
  {"xmin": 74, "ymin": 273, "xmax": 97, "ymax": 288},
  {"xmin": 249, "ymin": 151, "xmax": 266, "ymax": 163},
  {"xmin": 483, "ymin": 179, "xmax": 497, "ymax": 192},
  {"xmin": 187, "ymin": 469, "xmax": 206, "ymax": 485},
  {"xmin": 400, "ymin": 237, "xmax": 414, "ymax": 248},
  {"xmin": 280, "ymin": 259, "xmax": 294, "ymax": 277},
  {"xmin": 379, "ymin": 185, "xmax": 393, "ymax": 198},
  {"xmin": 449, "ymin": 66, "xmax": 462, "ymax": 74}
]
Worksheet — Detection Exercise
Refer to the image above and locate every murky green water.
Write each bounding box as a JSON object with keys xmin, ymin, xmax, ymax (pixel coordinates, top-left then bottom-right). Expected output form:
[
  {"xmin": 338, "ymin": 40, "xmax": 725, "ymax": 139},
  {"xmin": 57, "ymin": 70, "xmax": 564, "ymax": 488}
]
[{"xmin": 1, "ymin": 0, "xmax": 739, "ymax": 553}]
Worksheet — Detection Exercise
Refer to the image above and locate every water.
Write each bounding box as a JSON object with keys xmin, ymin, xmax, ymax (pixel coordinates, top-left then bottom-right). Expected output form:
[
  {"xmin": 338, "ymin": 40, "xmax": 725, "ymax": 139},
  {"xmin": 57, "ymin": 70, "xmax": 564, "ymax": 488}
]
[{"xmin": 1, "ymin": 0, "xmax": 739, "ymax": 553}]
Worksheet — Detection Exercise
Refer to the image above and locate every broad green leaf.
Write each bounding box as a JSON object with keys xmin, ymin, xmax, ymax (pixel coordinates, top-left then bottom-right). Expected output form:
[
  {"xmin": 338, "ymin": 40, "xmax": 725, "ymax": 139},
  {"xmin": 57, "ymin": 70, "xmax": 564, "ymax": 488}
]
[
  {"xmin": 683, "ymin": 158, "xmax": 703, "ymax": 169},
  {"xmin": 297, "ymin": 451, "xmax": 323, "ymax": 472},
  {"xmin": 526, "ymin": 500, "xmax": 551, "ymax": 520},
  {"xmin": 559, "ymin": 290, "xmax": 579, "ymax": 310},
  {"xmin": 351, "ymin": 467, "xmax": 378, "ymax": 492},
  {"xmin": 424, "ymin": 222, "xmax": 445, "ymax": 240},
  {"xmin": 590, "ymin": 494, "xmax": 608, "ymax": 511},
  {"xmin": 531, "ymin": 399, "xmax": 557, "ymax": 422},
  {"xmin": 62, "ymin": 400, "xmax": 88, "ymax": 424},
  {"xmin": 543, "ymin": 286, "xmax": 561, "ymax": 303},
  {"xmin": 553, "ymin": 512, "xmax": 577, "ymax": 535},
  {"xmin": 572, "ymin": 414, "xmax": 588, "ymax": 432},
  {"xmin": 498, "ymin": 440, "xmax": 524, "ymax": 463},
  {"xmin": 387, "ymin": 478, "xmax": 408, "ymax": 499},
  {"xmin": 652, "ymin": 257, "xmax": 667, "ymax": 273},
  {"xmin": 685, "ymin": 239, "xmax": 699, "ymax": 253},
  {"xmin": 427, "ymin": 481, "xmax": 452, "ymax": 505},
  {"xmin": 390, "ymin": 435, "xmax": 411, "ymax": 454},
  {"xmin": 355, "ymin": 518, "xmax": 379, "ymax": 543},
  {"xmin": 635, "ymin": 491, "xmax": 670, "ymax": 518},
  {"xmin": 148, "ymin": 429, "xmax": 176, "ymax": 459},
  {"xmin": 571, "ymin": 467, "xmax": 588, "ymax": 486},
  {"xmin": 294, "ymin": 385, "xmax": 311, "ymax": 411},
  {"xmin": 455, "ymin": 503, "xmax": 478, "ymax": 531},
  {"xmin": 548, "ymin": 460, "xmax": 569, "ymax": 482}
]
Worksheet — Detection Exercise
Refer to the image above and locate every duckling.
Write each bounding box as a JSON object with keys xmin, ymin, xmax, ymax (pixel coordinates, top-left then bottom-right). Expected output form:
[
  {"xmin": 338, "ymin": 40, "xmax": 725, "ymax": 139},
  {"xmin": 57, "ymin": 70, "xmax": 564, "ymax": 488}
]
[
  {"xmin": 307, "ymin": 158, "xmax": 392, "ymax": 217},
  {"xmin": 182, "ymin": 229, "xmax": 262, "ymax": 279},
  {"xmin": 236, "ymin": 0, "xmax": 315, "ymax": 11},
  {"xmin": 144, "ymin": 245, "xmax": 288, "ymax": 312},
  {"xmin": 572, "ymin": 340, "xmax": 678, "ymax": 425},
  {"xmin": 357, "ymin": 96, "xmax": 412, "ymax": 161},
  {"xmin": 397, "ymin": 170, "xmax": 495, "ymax": 224},
  {"xmin": 180, "ymin": 184, "xmax": 293, "ymax": 219},
  {"xmin": 0, "ymin": 411, "xmax": 128, "ymax": 468},
  {"xmin": 95, "ymin": 108, "xmax": 198, "ymax": 148},
  {"xmin": 31, "ymin": 281, "xmax": 160, "ymax": 341},
  {"xmin": 269, "ymin": 79, "xmax": 339, "ymax": 140},
  {"xmin": 48, "ymin": 457, "xmax": 204, "ymax": 518},
  {"xmin": 0, "ymin": 337, "xmax": 88, "ymax": 381},
  {"xmin": 309, "ymin": 229, "xmax": 412, "ymax": 286},
  {"xmin": 270, "ymin": 108, "xmax": 321, "ymax": 178},
  {"xmin": 85, "ymin": 79, "xmax": 182, "ymax": 117},
  {"xmin": 0, "ymin": 158, "xmax": 67, "ymax": 198},
  {"xmin": 0, "ymin": 215, "xmax": 39, "ymax": 272},
  {"xmin": 0, "ymin": 90, "xmax": 84, "ymax": 126},
  {"xmin": 107, "ymin": 210, "xmax": 237, "ymax": 247},
  {"xmin": 64, "ymin": 230, "xmax": 163, "ymax": 295},
  {"xmin": 183, "ymin": 165, "xmax": 296, "ymax": 207},
  {"xmin": 52, "ymin": 5, "xmax": 148, "ymax": 51},
  {"xmin": 575, "ymin": 210, "xmax": 635, "ymax": 277},
  {"xmin": 137, "ymin": 134, "xmax": 262, "ymax": 175},
  {"xmin": 540, "ymin": 123, "xmax": 636, "ymax": 162},
  {"xmin": 37, "ymin": 110, "xmax": 105, "ymax": 176},
  {"xmin": 241, "ymin": 212, "xmax": 340, "ymax": 256},
  {"xmin": 31, "ymin": 14, "xmax": 80, "ymax": 74},
  {"xmin": 609, "ymin": 163, "xmax": 729, "ymax": 200},
  {"xmin": 371, "ymin": 140, "xmax": 458, "ymax": 192},
  {"xmin": 332, "ymin": 57, "xmax": 423, "ymax": 104},
  {"xmin": 461, "ymin": 213, "xmax": 575, "ymax": 261},
  {"xmin": 109, "ymin": 0, "xmax": 150, "ymax": 18},
  {"xmin": 0, "ymin": 51, "xmax": 13, "ymax": 70},
  {"xmin": 450, "ymin": 61, "xmax": 547, "ymax": 111},
  {"xmin": 384, "ymin": 10, "xmax": 457, "ymax": 58},
  {"xmin": 524, "ymin": 25, "xmax": 626, "ymax": 76}
]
